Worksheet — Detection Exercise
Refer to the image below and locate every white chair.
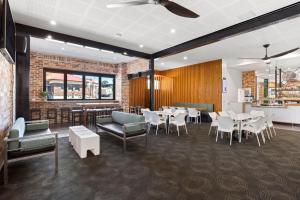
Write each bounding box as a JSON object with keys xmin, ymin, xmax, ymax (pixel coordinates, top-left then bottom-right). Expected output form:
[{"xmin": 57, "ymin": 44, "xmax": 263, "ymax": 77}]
[
  {"xmin": 169, "ymin": 113, "xmax": 188, "ymax": 136},
  {"xmin": 141, "ymin": 108, "xmax": 150, "ymax": 114},
  {"xmin": 208, "ymin": 112, "xmax": 218, "ymax": 135},
  {"xmin": 227, "ymin": 110, "xmax": 237, "ymax": 119},
  {"xmin": 218, "ymin": 111, "xmax": 230, "ymax": 117},
  {"xmin": 162, "ymin": 106, "xmax": 169, "ymax": 110},
  {"xmin": 143, "ymin": 110, "xmax": 151, "ymax": 133},
  {"xmin": 187, "ymin": 108, "xmax": 201, "ymax": 123},
  {"xmin": 149, "ymin": 112, "xmax": 167, "ymax": 135},
  {"xmin": 266, "ymin": 114, "xmax": 276, "ymax": 137},
  {"xmin": 216, "ymin": 116, "xmax": 237, "ymax": 146},
  {"xmin": 250, "ymin": 110, "xmax": 265, "ymax": 117},
  {"xmin": 174, "ymin": 109, "xmax": 186, "ymax": 116},
  {"xmin": 163, "ymin": 108, "xmax": 172, "ymax": 113},
  {"xmin": 241, "ymin": 117, "xmax": 267, "ymax": 147}
]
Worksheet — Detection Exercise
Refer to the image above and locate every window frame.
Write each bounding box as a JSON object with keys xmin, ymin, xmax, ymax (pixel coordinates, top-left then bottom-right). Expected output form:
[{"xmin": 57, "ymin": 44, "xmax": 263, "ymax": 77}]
[{"xmin": 43, "ymin": 68, "xmax": 116, "ymax": 101}]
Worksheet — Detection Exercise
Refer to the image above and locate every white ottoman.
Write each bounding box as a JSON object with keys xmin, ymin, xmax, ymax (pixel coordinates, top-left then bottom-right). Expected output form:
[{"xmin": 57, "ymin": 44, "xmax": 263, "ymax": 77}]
[{"xmin": 69, "ymin": 126, "xmax": 100, "ymax": 158}]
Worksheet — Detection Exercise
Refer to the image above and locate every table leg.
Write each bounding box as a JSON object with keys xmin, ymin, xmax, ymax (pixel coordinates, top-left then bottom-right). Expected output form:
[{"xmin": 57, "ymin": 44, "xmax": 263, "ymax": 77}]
[{"xmin": 239, "ymin": 121, "xmax": 242, "ymax": 143}]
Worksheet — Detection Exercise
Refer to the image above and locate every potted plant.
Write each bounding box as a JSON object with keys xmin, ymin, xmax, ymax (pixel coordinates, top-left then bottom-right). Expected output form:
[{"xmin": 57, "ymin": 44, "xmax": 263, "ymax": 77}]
[{"xmin": 40, "ymin": 91, "xmax": 48, "ymax": 101}]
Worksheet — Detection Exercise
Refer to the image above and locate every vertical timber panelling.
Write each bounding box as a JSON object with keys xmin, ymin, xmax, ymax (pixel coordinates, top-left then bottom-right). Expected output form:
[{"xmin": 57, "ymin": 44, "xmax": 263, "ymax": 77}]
[{"xmin": 160, "ymin": 60, "xmax": 222, "ymax": 112}]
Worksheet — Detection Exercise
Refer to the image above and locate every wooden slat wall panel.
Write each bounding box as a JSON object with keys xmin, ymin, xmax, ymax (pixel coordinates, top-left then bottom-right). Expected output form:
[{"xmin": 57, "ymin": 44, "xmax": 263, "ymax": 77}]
[
  {"xmin": 129, "ymin": 77, "xmax": 147, "ymax": 107},
  {"xmin": 159, "ymin": 60, "xmax": 222, "ymax": 112}
]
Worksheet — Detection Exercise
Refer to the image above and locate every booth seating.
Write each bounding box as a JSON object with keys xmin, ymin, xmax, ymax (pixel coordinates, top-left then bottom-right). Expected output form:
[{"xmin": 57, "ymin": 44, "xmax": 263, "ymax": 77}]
[
  {"xmin": 3, "ymin": 118, "xmax": 58, "ymax": 185},
  {"xmin": 96, "ymin": 111, "xmax": 147, "ymax": 151}
]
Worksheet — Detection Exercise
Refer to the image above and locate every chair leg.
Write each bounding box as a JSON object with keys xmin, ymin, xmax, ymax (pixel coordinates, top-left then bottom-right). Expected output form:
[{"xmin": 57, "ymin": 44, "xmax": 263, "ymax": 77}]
[
  {"xmin": 261, "ymin": 131, "xmax": 266, "ymax": 144},
  {"xmin": 273, "ymin": 127, "xmax": 277, "ymax": 136},
  {"xmin": 216, "ymin": 131, "xmax": 219, "ymax": 142},
  {"xmin": 177, "ymin": 125, "xmax": 180, "ymax": 136},
  {"xmin": 156, "ymin": 125, "xmax": 159, "ymax": 136},
  {"xmin": 265, "ymin": 128, "xmax": 271, "ymax": 141},
  {"xmin": 268, "ymin": 127, "xmax": 273, "ymax": 137},
  {"xmin": 55, "ymin": 133, "xmax": 58, "ymax": 174},
  {"xmin": 256, "ymin": 133, "xmax": 261, "ymax": 147},
  {"xmin": 185, "ymin": 124, "xmax": 188, "ymax": 135},
  {"xmin": 230, "ymin": 132, "xmax": 232, "ymax": 146},
  {"xmin": 208, "ymin": 126, "xmax": 212, "ymax": 135}
]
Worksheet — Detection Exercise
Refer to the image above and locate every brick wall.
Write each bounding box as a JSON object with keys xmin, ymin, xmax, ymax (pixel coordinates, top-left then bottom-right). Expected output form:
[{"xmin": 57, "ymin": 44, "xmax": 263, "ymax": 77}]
[
  {"xmin": 29, "ymin": 51, "xmax": 148, "ymax": 122},
  {"xmin": 0, "ymin": 53, "xmax": 14, "ymax": 163},
  {"xmin": 242, "ymin": 71, "xmax": 257, "ymax": 99}
]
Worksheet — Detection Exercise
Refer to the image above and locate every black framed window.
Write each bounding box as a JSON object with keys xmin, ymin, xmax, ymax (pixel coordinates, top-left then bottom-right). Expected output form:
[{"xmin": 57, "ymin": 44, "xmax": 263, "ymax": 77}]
[{"xmin": 43, "ymin": 69, "xmax": 115, "ymax": 101}]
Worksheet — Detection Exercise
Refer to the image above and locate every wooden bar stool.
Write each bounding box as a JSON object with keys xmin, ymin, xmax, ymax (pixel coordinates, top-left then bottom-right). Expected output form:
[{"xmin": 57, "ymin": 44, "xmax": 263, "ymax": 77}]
[
  {"xmin": 86, "ymin": 109, "xmax": 97, "ymax": 126},
  {"xmin": 71, "ymin": 107, "xmax": 84, "ymax": 125},
  {"xmin": 129, "ymin": 106, "xmax": 137, "ymax": 114},
  {"xmin": 60, "ymin": 107, "xmax": 71, "ymax": 124},
  {"xmin": 30, "ymin": 108, "xmax": 41, "ymax": 120},
  {"xmin": 47, "ymin": 108, "xmax": 58, "ymax": 124}
]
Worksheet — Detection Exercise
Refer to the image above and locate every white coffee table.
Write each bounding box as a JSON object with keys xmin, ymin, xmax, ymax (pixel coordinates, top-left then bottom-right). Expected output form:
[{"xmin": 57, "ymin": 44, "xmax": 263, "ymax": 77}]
[{"xmin": 69, "ymin": 126, "xmax": 100, "ymax": 158}]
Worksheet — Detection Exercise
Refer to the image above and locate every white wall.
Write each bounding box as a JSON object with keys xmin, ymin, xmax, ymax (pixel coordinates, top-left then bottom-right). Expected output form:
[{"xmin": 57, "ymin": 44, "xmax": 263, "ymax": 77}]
[{"xmin": 222, "ymin": 61, "xmax": 243, "ymax": 113}]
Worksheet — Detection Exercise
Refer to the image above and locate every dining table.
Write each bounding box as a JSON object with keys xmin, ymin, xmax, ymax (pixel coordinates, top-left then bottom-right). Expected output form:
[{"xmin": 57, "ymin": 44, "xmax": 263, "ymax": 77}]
[
  {"xmin": 232, "ymin": 113, "xmax": 254, "ymax": 143},
  {"xmin": 155, "ymin": 110, "xmax": 174, "ymax": 133}
]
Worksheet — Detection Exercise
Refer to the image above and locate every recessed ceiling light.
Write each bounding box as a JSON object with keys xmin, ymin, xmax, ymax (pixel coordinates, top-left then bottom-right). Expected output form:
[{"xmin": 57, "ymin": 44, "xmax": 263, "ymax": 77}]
[
  {"xmin": 183, "ymin": 56, "xmax": 188, "ymax": 60},
  {"xmin": 123, "ymin": 52, "xmax": 128, "ymax": 55},
  {"xmin": 170, "ymin": 29, "xmax": 176, "ymax": 34},
  {"xmin": 288, "ymin": 67, "xmax": 291, "ymax": 70},
  {"xmin": 161, "ymin": 62, "xmax": 165, "ymax": 66},
  {"xmin": 46, "ymin": 35, "xmax": 52, "ymax": 39},
  {"xmin": 61, "ymin": 47, "xmax": 65, "ymax": 50},
  {"xmin": 139, "ymin": 44, "xmax": 144, "ymax": 48},
  {"xmin": 50, "ymin": 20, "xmax": 56, "ymax": 26}
]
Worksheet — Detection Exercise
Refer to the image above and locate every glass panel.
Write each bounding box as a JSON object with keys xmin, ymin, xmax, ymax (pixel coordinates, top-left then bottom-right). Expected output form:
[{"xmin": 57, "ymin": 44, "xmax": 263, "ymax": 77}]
[
  {"xmin": 45, "ymin": 72, "xmax": 64, "ymax": 99},
  {"xmin": 67, "ymin": 74, "xmax": 83, "ymax": 99},
  {"xmin": 85, "ymin": 76, "xmax": 99, "ymax": 99},
  {"xmin": 101, "ymin": 77, "xmax": 114, "ymax": 99}
]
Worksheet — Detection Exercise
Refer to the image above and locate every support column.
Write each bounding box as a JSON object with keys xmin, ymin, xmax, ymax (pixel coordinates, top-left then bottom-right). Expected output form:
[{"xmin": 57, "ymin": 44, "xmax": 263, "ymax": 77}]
[{"xmin": 149, "ymin": 58, "xmax": 155, "ymax": 111}]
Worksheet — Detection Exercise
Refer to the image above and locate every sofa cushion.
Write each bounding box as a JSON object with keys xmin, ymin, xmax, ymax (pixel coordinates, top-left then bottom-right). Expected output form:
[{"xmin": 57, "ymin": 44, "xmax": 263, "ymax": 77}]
[
  {"xmin": 8, "ymin": 118, "xmax": 26, "ymax": 150},
  {"xmin": 26, "ymin": 121, "xmax": 49, "ymax": 132},
  {"xmin": 112, "ymin": 111, "xmax": 145, "ymax": 125},
  {"xmin": 98, "ymin": 122, "xmax": 145, "ymax": 138},
  {"xmin": 20, "ymin": 129, "xmax": 55, "ymax": 151},
  {"xmin": 174, "ymin": 103, "xmax": 214, "ymax": 112}
]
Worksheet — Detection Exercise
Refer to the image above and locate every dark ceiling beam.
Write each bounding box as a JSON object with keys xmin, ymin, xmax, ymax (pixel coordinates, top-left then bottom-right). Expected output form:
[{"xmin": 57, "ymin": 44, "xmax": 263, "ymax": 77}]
[
  {"xmin": 16, "ymin": 23, "xmax": 151, "ymax": 59},
  {"xmin": 153, "ymin": 2, "xmax": 300, "ymax": 58}
]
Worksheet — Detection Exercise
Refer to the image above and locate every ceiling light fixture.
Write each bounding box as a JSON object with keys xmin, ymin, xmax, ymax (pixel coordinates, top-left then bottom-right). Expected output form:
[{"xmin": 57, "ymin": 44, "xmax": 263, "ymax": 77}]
[
  {"xmin": 46, "ymin": 35, "xmax": 52, "ymax": 39},
  {"xmin": 139, "ymin": 44, "xmax": 144, "ymax": 48},
  {"xmin": 170, "ymin": 28, "xmax": 176, "ymax": 34},
  {"xmin": 61, "ymin": 47, "xmax": 65, "ymax": 50},
  {"xmin": 264, "ymin": 59, "xmax": 271, "ymax": 64},
  {"xmin": 123, "ymin": 52, "xmax": 128, "ymax": 55},
  {"xmin": 101, "ymin": 49, "xmax": 114, "ymax": 54},
  {"xmin": 161, "ymin": 62, "xmax": 165, "ymax": 66},
  {"xmin": 183, "ymin": 56, "xmax": 188, "ymax": 60},
  {"xmin": 50, "ymin": 20, "xmax": 57, "ymax": 26},
  {"xmin": 85, "ymin": 46, "xmax": 99, "ymax": 51},
  {"xmin": 66, "ymin": 42, "xmax": 83, "ymax": 47}
]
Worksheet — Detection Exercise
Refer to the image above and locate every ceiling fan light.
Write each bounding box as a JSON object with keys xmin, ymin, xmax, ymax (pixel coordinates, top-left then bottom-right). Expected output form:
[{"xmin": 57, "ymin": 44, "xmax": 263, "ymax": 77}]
[{"xmin": 264, "ymin": 59, "xmax": 271, "ymax": 64}]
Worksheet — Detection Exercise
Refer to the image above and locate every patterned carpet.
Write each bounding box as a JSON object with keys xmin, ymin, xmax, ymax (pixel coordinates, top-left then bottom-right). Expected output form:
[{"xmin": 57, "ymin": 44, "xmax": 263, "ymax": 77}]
[{"xmin": 1, "ymin": 123, "xmax": 300, "ymax": 200}]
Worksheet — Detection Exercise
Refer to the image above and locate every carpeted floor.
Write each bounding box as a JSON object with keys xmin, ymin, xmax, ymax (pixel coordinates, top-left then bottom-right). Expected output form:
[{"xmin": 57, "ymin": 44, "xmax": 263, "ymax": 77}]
[{"xmin": 1, "ymin": 123, "xmax": 300, "ymax": 200}]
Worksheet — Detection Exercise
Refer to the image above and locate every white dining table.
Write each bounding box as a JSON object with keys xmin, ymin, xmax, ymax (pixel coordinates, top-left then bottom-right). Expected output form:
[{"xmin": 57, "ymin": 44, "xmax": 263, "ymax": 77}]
[
  {"xmin": 232, "ymin": 113, "xmax": 254, "ymax": 143},
  {"xmin": 155, "ymin": 111, "xmax": 174, "ymax": 133}
]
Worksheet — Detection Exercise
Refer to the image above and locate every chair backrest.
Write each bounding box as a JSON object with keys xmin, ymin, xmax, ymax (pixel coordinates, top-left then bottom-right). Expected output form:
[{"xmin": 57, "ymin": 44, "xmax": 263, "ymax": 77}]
[
  {"xmin": 141, "ymin": 108, "xmax": 150, "ymax": 114},
  {"xmin": 162, "ymin": 106, "xmax": 169, "ymax": 110},
  {"xmin": 112, "ymin": 111, "xmax": 145, "ymax": 125},
  {"xmin": 174, "ymin": 113, "xmax": 187, "ymax": 124},
  {"xmin": 219, "ymin": 111, "xmax": 229, "ymax": 117},
  {"xmin": 251, "ymin": 117, "xmax": 267, "ymax": 132},
  {"xmin": 208, "ymin": 112, "xmax": 218, "ymax": 121},
  {"xmin": 250, "ymin": 110, "xmax": 265, "ymax": 117},
  {"xmin": 174, "ymin": 109, "xmax": 186, "ymax": 116},
  {"xmin": 143, "ymin": 110, "xmax": 151, "ymax": 122},
  {"xmin": 218, "ymin": 116, "xmax": 235, "ymax": 132},
  {"xmin": 188, "ymin": 108, "xmax": 198, "ymax": 116},
  {"xmin": 266, "ymin": 113, "xmax": 274, "ymax": 126},
  {"xmin": 149, "ymin": 112, "xmax": 161, "ymax": 124},
  {"xmin": 163, "ymin": 108, "xmax": 172, "ymax": 113}
]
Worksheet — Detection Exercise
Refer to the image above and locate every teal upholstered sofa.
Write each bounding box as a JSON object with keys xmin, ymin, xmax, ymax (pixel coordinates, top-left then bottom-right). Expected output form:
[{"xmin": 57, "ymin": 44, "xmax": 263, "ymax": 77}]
[
  {"xmin": 174, "ymin": 102, "xmax": 214, "ymax": 112},
  {"xmin": 3, "ymin": 118, "xmax": 58, "ymax": 185},
  {"xmin": 96, "ymin": 111, "xmax": 147, "ymax": 151}
]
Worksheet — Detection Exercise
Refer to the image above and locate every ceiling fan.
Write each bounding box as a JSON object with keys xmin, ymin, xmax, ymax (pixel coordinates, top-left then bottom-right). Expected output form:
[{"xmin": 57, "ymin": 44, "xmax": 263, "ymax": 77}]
[
  {"xmin": 239, "ymin": 44, "xmax": 299, "ymax": 64},
  {"xmin": 106, "ymin": 0, "xmax": 199, "ymax": 18}
]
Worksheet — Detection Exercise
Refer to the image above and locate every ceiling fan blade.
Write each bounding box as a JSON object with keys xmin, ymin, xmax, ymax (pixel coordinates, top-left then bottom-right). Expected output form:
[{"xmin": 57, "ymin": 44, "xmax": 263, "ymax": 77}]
[
  {"xmin": 268, "ymin": 48, "xmax": 300, "ymax": 59},
  {"xmin": 238, "ymin": 57, "xmax": 263, "ymax": 60},
  {"xmin": 106, "ymin": 0, "xmax": 151, "ymax": 8},
  {"xmin": 161, "ymin": 0, "xmax": 199, "ymax": 18}
]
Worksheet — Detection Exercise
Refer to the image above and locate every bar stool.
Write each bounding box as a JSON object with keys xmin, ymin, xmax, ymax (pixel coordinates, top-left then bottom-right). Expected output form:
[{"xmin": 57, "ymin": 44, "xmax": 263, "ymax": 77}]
[
  {"xmin": 60, "ymin": 107, "xmax": 71, "ymax": 124},
  {"xmin": 47, "ymin": 108, "xmax": 57, "ymax": 124},
  {"xmin": 129, "ymin": 106, "xmax": 137, "ymax": 114},
  {"xmin": 136, "ymin": 106, "xmax": 142, "ymax": 115},
  {"xmin": 30, "ymin": 108, "xmax": 41, "ymax": 120},
  {"xmin": 71, "ymin": 107, "xmax": 84, "ymax": 125},
  {"xmin": 86, "ymin": 109, "xmax": 97, "ymax": 126}
]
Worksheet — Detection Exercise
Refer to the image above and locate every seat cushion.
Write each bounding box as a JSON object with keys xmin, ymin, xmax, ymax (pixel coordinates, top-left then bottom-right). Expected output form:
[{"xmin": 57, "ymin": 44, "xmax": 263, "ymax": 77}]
[
  {"xmin": 112, "ymin": 111, "xmax": 145, "ymax": 125},
  {"xmin": 98, "ymin": 122, "xmax": 145, "ymax": 138},
  {"xmin": 20, "ymin": 129, "xmax": 55, "ymax": 151}
]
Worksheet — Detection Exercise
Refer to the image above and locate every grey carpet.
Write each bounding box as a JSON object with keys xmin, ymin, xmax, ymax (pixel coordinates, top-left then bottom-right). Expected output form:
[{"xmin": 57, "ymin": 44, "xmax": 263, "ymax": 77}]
[{"xmin": 1, "ymin": 124, "xmax": 300, "ymax": 200}]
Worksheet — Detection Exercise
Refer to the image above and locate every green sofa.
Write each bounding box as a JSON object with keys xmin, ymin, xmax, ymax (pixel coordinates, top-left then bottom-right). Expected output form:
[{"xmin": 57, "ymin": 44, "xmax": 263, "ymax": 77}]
[
  {"xmin": 174, "ymin": 102, "xmax": 214, "ymax": 112},
  {"xmin": 96, "ymin": 111, "xmax": 147, "ymax": 151},
  {"xmin": 3, "ymin": 118, "xmax": 58, "ymax": 185}
]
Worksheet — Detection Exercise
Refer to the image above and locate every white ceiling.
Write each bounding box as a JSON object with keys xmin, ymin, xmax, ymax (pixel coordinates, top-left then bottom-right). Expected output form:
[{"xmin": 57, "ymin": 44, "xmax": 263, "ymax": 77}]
[
  {"xmin": 155, "ymin": 16, "xmax": 300, "ymax": 76},
  {"xmin": 9, "ymin": 0, "xmax": 299, "ymax": 54},
  {"xmin": 30, "ymin": 37, "xmax": 137, "ymax": 64}
]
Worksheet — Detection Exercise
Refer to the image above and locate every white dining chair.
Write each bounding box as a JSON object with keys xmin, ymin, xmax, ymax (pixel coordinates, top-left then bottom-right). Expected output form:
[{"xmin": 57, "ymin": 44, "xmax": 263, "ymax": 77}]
[
  {"xmin": 250, "ymin": 110, "xmax": 265, "ymax": 117},
  {"xmin": 143, "ymin": 110, "xmax": 151, "ymax": 133},
  {"xmin": 266, "ymin": 114, "xmax": 276, "ymax": 137},
  {"xmin": 216, "ymin": 116, "xmax": 237, "ymax": 146},
  {"xmin": 208, "ymin": 112, "xmax": 218, "ymax": 135},
  {"xmin": 241, "ymin": 117, "xmax": 267, "ymax": 147},
  {"xmin": 174, "ymin": 109, "xmax": 186, "ymax": 116},
  {"xmin": 227, "ymin": 110, "xmax": 237, "ymax": 119},
  {"xmin": 163, "ymin": 108, "xmax": 172, "ymax": 113},
  {"xmin": 149, "ymin": 112, "xmax": 167, "ymax": 135},
  {"xmin": 141, "ymin": 108, "xmax": 150, "ymax": 114},
  {"xmin": 187, "ymin": 108, "xmax": 201, "ymax": 123},
  {"xmin": 169, "ymin": 113, "xmax": 188, "ymax": 136},
  {"xmin": 218, "ymin": 111, "xmax": 230, "ymax": 117}
]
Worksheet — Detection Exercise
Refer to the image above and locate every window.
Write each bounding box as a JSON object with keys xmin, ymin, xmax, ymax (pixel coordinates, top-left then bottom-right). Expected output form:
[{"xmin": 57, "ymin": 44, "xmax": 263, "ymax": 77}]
[
  {"xmin": 85, "ymin": 76, "xmax": 99, "ymax": 99},
  {"xmin": 45, "ymin": 72, "xmax": 64, "ymax": 100},
  {"xmin": 67, "ymin": 74, "xmax": 83, "ymax": 99},
  {"xmin": 44, "ymin": 69, "xmax": 115, "ymax": 100},
  {"xmin": 101, "ymin": 77, "xmax": 114, "ymax": 100}
]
